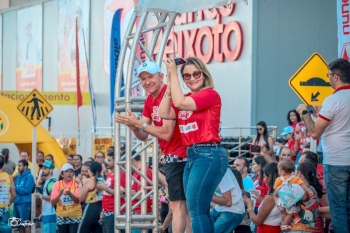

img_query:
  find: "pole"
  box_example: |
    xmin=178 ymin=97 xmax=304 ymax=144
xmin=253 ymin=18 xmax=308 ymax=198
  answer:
xmin=31 ymin=127 xmax=37 ymax=233
xmin=310 ymin=115 xmax=317 ymax=153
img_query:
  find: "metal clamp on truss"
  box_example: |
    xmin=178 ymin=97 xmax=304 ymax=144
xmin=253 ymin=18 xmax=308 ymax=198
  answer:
xmin=115 ymin=96 xmax=146 ymax=113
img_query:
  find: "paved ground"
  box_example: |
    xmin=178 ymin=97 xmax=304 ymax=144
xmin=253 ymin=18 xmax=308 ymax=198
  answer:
xmin=11 ymin=227 xmax=42 ymax=233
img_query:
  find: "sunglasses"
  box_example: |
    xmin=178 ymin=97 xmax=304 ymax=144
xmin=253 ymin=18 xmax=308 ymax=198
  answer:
xmin=182 ymin=70 xmax=202 ymax=80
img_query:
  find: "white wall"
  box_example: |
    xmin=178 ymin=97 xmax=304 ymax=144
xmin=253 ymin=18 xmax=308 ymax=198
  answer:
xmin=1 ymin=1 xmax=253 ymax=159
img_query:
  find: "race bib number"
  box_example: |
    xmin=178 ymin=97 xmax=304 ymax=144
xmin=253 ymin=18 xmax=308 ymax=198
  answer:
xmin=61 ymin=195 xmax=73 ymax=206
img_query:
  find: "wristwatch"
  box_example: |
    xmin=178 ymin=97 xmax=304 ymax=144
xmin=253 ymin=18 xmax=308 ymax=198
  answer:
xmin=302 ymin=110 xmax=309 ymax=115
xmin=141 ymin=123 xmax=147 ymax=132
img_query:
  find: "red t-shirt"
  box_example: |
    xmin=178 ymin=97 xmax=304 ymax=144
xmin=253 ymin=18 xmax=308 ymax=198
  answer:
xmin=317 ymin=164 xmax=326 ymax=194
xmin=143 ymin=85 xmax=186 ymax=158
xmin=173 ymin=89 xmax=221 ymax=147
xmin=102 ymin=171 xmax=126 ymax=213
xmin=253 ymin=176 xmax=268 ymax=208
xmin=132 ymin=167 xmax=152 ymax=214
xmin=285 ymin=139 xmax=297 ymax=161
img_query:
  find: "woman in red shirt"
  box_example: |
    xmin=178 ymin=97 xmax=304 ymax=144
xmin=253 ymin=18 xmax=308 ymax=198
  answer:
xmin=251 ymin=156 xmax=268 ymax=214
xmin=160 ymin=57 xmax=228 ymax=233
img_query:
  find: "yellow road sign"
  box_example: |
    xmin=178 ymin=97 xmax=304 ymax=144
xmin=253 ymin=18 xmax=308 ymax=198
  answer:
xmin=289 ymin=53 xmax=334 ymax=106
xmin=17 ymin=89 xmax=53 ymax=127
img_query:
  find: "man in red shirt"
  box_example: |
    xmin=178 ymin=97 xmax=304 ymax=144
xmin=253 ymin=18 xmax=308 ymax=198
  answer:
xmin=115 ymin=61 xmax=189 ymax=232
xmin=97 ymin=152 xmax=126 ymax=233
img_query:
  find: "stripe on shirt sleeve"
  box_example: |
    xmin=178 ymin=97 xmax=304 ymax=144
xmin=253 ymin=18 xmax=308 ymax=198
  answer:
xmin=319 ymin=114 xmax=331 ymax=122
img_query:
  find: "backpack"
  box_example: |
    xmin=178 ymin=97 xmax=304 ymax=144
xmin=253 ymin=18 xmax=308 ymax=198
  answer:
xmin=41 ymin=177 xmax=57 ymax=196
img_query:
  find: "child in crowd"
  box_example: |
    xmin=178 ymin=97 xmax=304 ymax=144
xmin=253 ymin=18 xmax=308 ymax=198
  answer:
xmin=273 ymin=159 xmax=314 ymax=231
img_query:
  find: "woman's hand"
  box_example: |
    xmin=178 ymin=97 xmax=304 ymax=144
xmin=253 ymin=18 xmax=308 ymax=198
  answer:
xmin=166 ymin=72 xmax=171 ymax=91
xmin=163 ymin=58 xmax=177 ymax=77
xmin=243 ymin=196 xmax=252 ymax=208
xmin=74 ymin=176 xmax=81 ymax=185
xmin=250 ymin=190 xmax=263 ymax=202
xmin=294 ymin=132 xmax=301 ymax=141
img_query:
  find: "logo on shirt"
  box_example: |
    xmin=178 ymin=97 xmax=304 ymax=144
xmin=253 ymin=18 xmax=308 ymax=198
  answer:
xmin=151 ymin=106 xmax=161 ymax=122
xmin=179 ymin=122 xmax=198 ymax=133
xmin=178 ymin=111 xmax=193 ymax=120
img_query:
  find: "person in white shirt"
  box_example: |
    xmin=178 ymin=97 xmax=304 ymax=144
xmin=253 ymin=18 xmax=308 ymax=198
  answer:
xmin=297 ymin=58 xmax=350 ymax=233
xmin=211 ymin=168 xmax=245 ymax=233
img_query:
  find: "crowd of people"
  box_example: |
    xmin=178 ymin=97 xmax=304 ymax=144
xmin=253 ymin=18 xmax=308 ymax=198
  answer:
xmin=0 ymin=57 xmax=349 ymax=233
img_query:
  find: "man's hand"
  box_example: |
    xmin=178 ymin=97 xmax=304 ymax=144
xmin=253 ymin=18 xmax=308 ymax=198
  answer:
xmin=296 ymin=104 xmax=307 ymax=115
xmin=97 ymin=182 xmax=107 ymax=191
xmin=115 ymin=109 xmax=140 ymax=131
xmin=34 ymin=193 xmax=41 ymax=198
xmin=312 ymin=105 xmax=322 ymax=117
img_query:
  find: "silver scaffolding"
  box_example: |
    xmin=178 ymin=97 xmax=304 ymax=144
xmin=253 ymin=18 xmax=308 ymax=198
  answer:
xmin=113 ymin=1 xmax=246 ymax=232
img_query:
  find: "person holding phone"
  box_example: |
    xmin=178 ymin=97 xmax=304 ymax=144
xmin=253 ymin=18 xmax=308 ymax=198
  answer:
xmin=297 ymin=58 xmax=350 ymax=233
xmin=159 ymin=57 xmax=228 ymax=233
xmin=252 ymin=121 xmax=274 ymax=156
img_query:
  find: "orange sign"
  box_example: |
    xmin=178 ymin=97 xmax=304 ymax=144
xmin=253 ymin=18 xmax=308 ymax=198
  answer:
xmin=93 ymin=138 xmax=113 ymax=156
xmin=289 ymin=53 xmax=333 ymax=106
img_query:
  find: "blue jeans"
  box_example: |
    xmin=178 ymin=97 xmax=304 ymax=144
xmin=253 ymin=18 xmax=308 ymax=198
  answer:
xmin=324 ymin=164 xmax=350 ymax=233
xmin=0 ymin=211 xmax=12 ymax=233
xmin=210 ymin=208 xmax=245 ymax=233
xmin=184 ymin=145 xmax=228 ymax=233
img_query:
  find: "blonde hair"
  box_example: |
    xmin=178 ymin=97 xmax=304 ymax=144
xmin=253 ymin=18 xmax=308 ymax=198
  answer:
xmin=180 ymin=57 xmax=215 ymax=89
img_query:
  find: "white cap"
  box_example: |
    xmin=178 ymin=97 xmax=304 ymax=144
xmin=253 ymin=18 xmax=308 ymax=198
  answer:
xmin=61 ymin=163 xmax=74 ymax=172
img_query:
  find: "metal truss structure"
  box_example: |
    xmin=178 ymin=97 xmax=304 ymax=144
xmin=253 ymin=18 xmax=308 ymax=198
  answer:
xmin=113 ymin=10 xmax=177 ymax=233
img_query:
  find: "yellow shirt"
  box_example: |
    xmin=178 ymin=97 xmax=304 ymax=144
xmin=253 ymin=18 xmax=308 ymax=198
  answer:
xmin=0 ymin=172 xmax=11 ymax=208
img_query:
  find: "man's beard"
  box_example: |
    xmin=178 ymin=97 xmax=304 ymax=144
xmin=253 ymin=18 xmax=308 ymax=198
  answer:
xmin=42 ymin=172 xmax=50 ymax=177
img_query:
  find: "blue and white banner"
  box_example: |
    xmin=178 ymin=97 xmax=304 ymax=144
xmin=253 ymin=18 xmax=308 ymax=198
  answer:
xmin=337 ymin=0 xmax=350 ymax=59
xmin=110 ymin=10 xmax=123 ymax=123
